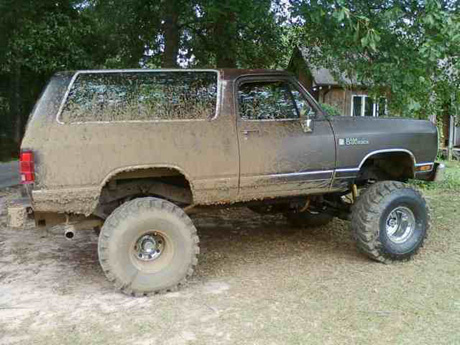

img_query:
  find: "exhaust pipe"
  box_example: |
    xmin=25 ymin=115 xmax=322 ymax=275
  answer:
xmin=64 ymin=227 xmax=75 ymax=240
xmin=62 ymin=219 xmax=103 ymax=240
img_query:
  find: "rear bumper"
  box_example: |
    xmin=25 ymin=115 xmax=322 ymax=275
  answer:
xmin=8 ymin=184 xmax=100 ymax=229
xmin=7 ymin=197 xmax=33 ymax=229
xmin=432 ymin=162 xmax=446 ymax=181
xmin=415 ymin=162 xmax=445 ymax=182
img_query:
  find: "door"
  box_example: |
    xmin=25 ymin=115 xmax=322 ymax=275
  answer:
xmin=236 ymin=77 xmax=336 ymax=199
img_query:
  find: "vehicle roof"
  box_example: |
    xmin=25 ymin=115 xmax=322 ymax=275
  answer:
xmin=62 ymin=69 xmax=292 ymax=81
xmin=219 ymin=69 xmax=292 ymax=80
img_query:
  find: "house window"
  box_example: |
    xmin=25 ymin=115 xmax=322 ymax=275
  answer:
xmin=351 ymin=95 xmax=387 ymax=117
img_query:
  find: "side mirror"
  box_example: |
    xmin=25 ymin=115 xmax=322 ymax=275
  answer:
xmin=299 ymin=108 xmax=314 ymax=133
xmin=301 ymin=118 xmax=313 ymax=133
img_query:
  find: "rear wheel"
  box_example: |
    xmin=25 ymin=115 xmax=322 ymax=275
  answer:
xmin=98 ymin=197 xmax=199 ymax=296
xmin=351 ymin=181 xmax=429 ymax=262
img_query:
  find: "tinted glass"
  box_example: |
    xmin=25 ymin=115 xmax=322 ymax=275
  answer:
xmin=238 ymin=81 xmax=298 ymax=120
xmin=61 ymin=71 xmax=218 ymax=122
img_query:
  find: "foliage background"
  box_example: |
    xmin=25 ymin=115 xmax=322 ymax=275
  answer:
xmin=0 ymin=0 xmax=459 ymax=159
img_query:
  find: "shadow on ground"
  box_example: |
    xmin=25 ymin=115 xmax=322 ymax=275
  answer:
xmin=1 ymin=188 xmax=459 ymax=345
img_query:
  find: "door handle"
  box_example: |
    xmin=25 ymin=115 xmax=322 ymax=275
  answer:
xmin=241 ymin=129 xmax=260 ymax=140
xmin=242 ymin=129 xmax=260 ymax=135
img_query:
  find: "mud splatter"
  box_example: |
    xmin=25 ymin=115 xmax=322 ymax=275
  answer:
xmin=61 ymin=71 xmax=217 ymax=123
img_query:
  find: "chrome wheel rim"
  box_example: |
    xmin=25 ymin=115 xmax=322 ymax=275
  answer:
xmin=134 ymin=232 xmax=165 ymax=261
xmin=385 ymin=206 xmax=416 ymax=244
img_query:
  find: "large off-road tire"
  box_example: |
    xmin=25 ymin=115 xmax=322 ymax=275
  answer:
xmin=351 ymin=181 xmax=430 ymax=263
xmin=285 ymin=210 xmax=334 ymax=228
xmin=98 ymin=197 xmax=199 ymax=296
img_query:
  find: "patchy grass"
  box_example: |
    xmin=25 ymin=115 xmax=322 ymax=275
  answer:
xmin=410 ymin=160 xmax=460 ymax=190
xmin=1 ymin=169 xmax=459 ymax=344
xmin=443 ymin=160 xmax=460 ymax=183
xmin=421 ymin=160 xmax=460 ymax=236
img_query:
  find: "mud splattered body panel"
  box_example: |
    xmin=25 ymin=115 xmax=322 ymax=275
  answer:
xmin=21 ymin=69 xmax=438 ymax=216
xmin=331 ymin=116 xmax=438 ymax=169
xmin=231 ymin=74 xmax=336 ymax=199
xmin=329 ymin=116 xmax=438 ymax=187
xmin=24 ymin=71 xmax=240 ymax=214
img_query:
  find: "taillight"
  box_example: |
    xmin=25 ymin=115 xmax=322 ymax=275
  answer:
xmin=20 ymin=150 xmax=35 ymax=184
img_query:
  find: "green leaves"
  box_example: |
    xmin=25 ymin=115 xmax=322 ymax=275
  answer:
xmin=0 ymin=0 xmax=111 ymax=143
xmin=291 ymin=0 xmax=460 ymax=119
xmin=361 ymin=29 xmax=381 ymax=51
xmin=0 ymin=0 xmax=104 ymax=74
xmin=333 ymin=7 xmax=350 ymax=22
xmin=1 ymin=0 xmax=459 ymax=145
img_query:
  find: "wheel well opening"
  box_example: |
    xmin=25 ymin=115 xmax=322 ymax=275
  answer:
xmin=357 ymin=152 xmax=415 ymax=183
xmin=95 ymin=168 xmax=193 ymax=218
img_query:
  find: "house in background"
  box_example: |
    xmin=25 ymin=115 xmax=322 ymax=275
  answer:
xmin=288 ymin=46 xmax=387 ymax=117
xmin=288 ymin=46 xmax=460 ymax=158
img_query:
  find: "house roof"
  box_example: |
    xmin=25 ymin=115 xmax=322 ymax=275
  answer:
xmin=296 ymin=47 xmax=360 ymax=87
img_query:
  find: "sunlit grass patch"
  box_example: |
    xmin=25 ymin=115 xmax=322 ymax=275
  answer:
xmin=410 ymin=160 xmax=460 ymax=190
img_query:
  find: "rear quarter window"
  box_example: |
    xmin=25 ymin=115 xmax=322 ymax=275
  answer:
xmin=59 ymin=71 xmax=218 ymax=123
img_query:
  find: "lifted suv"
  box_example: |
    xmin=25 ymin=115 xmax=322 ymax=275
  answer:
xmin=10 ymin=69 xmax=442 ymax=295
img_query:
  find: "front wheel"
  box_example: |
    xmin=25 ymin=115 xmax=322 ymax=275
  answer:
xmin=351 ymin=181 xmax=430 ymax=262
xmin=98 ymin=197 xmax=199 ymax=296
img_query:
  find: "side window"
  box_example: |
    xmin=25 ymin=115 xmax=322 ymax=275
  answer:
xmin=238 ymin=81 xmax=299 ymax=120
xmin=60 ymin=71 xmax=218 ymax=123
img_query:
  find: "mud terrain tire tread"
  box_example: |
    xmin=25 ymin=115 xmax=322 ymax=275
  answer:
xmin=351 ymin=181 xmax=430 ymax=263
xmin=98 ymin=197 xmax=199 ymax=296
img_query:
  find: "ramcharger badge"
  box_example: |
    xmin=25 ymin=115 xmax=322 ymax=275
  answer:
xmin=339 ymin=138 xmax=370 ymax=146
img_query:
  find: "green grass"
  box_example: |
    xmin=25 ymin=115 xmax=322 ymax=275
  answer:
xmin=410 ymin=160 xmax=460 ymax=190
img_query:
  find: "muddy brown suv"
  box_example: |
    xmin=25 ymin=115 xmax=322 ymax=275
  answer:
xmin=10 ymin=69 xmax=442 ymax=296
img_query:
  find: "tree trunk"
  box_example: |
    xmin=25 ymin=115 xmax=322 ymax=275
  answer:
xmin=12 ymin=68 xmax=22 ymax=145
xmin=162 ymin=0 xmax=180 ymax=68
xmin=215 ymin=11 xmax=237 ymax=68
xmin=216 ymin=47 xmax=237 ymax=68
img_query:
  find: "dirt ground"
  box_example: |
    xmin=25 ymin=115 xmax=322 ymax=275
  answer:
xmin=1 ymin=185 xmax=459 ymax=345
